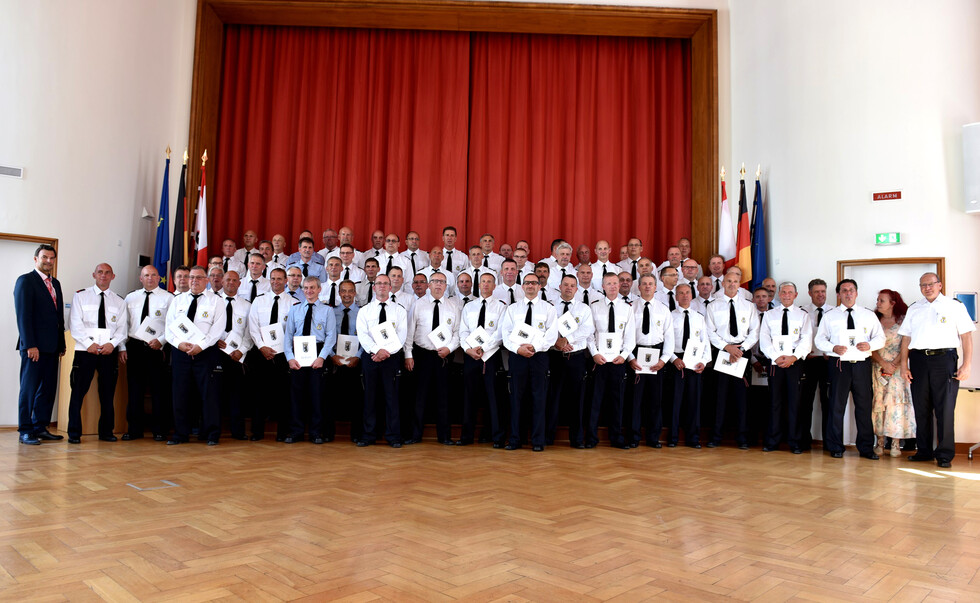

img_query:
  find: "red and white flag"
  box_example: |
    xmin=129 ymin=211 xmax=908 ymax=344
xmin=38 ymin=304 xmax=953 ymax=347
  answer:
xmin=194 ymin=162 xmax=208 ymax=266
xmin=718 ymin=175 xmax=736 ymax=267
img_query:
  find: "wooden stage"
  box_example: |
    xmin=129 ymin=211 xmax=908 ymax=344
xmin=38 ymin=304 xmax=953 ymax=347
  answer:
xmin=2 ymin=431 xmax=979 ymax=601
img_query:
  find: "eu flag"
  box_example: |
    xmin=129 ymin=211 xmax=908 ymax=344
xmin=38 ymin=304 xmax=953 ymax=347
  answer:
xmin=153 ymin=157 xmax=170 ymax=288
xmin=750 ymin=177 xmax=768 ymax=291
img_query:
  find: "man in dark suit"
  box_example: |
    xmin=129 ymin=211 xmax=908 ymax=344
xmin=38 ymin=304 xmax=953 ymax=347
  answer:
xmin=14 ymin=244 xmax=66 ymax=445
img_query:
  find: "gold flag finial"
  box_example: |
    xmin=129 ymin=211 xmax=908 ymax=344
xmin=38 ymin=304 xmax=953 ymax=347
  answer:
xmin=720 ymin=166 xmax=726 ymax=181
xmin=201 ymin=149 xmax=208 ymax=166
xmin=166 ymin=146 xmax=171 ymax=160
xmin=183 ymin=148 xmax=188 ymax=165
xmin=756 ymin=164 xmax=761 ymax=179
xmin=740 ymin=163 xmax=746 ymax=179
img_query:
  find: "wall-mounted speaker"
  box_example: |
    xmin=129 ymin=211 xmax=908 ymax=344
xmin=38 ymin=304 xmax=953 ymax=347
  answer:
xmin=965 ymin=122 xmax=980 ymax=214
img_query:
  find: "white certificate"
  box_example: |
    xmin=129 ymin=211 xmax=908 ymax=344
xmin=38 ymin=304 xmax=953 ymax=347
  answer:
xmin=336 ymin=334 xmax=360 ymax=359
xmin=222 ymin=332 xmax=245 ymax=362
xmin=635 ymin=346 xmax=661 ymax=374
xmin=714 ymin=350 xmax=749 ymax=377
xmin=839 ymin=329 xmax=869 ymax=361
xmin=427 ymin=323 xmax=453 ymax=349
xmin=293 ymin=335 xmax=318 ymax=367
xmin=465 ymin=327 xmax=499 ymax=361
xmin=556 ymin=311 xmax=578 ymax=337
xmin=509 ymin=323 xmax=537 ymax=349
xmin=261 ymin=323 xmax=285 ymax=355
xmin=597 ymin=333 xmax=623 ymax=362
xmin=682 ymin=339 xmax=707 ymax=368
xmin=772 ymin=335 xmax=795 ymax=357
xmin=134 ymin=317 xmax=164 ymax=344
xmin=169 ymin=316 xmax=205 ymax=347
xmin=370 ymin=320 xmax=403 ymax=353
xmin=88 ymin=328 xmax=111 ymax=346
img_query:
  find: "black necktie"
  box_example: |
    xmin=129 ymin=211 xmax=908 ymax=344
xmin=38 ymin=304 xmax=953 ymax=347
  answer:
xmin=329 ymin=282 xmax=336 ymax=306
xmin=270 ymin=295 xmax=279 ymax=324
xmin=509 ymin=288 xmax=516 ymax=305
xmin=642 ymin=301 xmax=650 ymax=335
xmin=603 ymin=264 xmax=609 ymax=276
xmin=781 ymin=308 xmax=789 ymax=336
xmin=541 ymin=289 xmax=548 ymax=302
xmin=273 ymin=254 xmax=279 ymax=264
xmin=341 ymin=308 xmax=350 ymax=335
xmin=98 ymin=292 xmax=107 ymax=329
xmin=187 ymin=293 xmax=200 ymax=322
xmin=302 ymin=263 xmax=309 ymax=277
xmin=225 ymin=297 xmax=234 ymax=331
xmin=344 ymin=267 xmax=350 ymax=280
xmin=432 ymin=299 xmax=440 ymax=329
xmin=478 ymin=300 xmax=487 ymax=328
xmin=446 ymin=251 xmax=453 ymax=272
xmin=223 ymin=258 xmax=229 ymax=272
xmin=367 ymin=283 xmax=374 ymax=303
xmin=141 ymin=290 xmax=151 ymax=322
xmin=631 ymin=260 xmax=637 ymax=280
xmin=474 ymin=268 xmax=480 ymax=282
xmin=250 ymin=280 xmax=259 ymax=302
xmin=668 ymin=291 xmax=675 ymax=311
xmin=378 ymin=302 xmax=387 ymax=323
xmin=562 ymin=301 xmax=570 ymax=315
xmin=410 ymin=252 xmax=417 ymax=274
xmin=583 ymin=289 xmax=589 ymax=304
xmin=262 ymin=267 xmax=267 ymax=278
xmin=817 ymin=307 xmax=824 ymax=327
xmin=714 ymin=278 xmax=721 ymax=292
xmin=682 ymin=310 xmax=691 ymax=349
xmin=608 ymin=302 xmax=616 ymax=333
xmin=524 ymin=301 xmax=534 ymax=326
xmin=386 ymin=256 xmax=393 ymax=273
xmin=729 ymin=300 xmax=738 ymax=337
xmin=846 ymin=308 xmax=855 ymax=330
xmin=561 ymin=268 xmax=567 ymax=280
xmin=484 ymin=255 xmax=490 ymax=268
xmin=375 ymin=249 xmax=380 ymax=257
xmin=302 ymin=303 xmax=313 ymax=336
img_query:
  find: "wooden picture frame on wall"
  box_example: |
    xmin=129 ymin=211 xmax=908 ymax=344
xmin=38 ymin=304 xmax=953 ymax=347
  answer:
xmin=0 ymin=232 xmax=60 ymax=277
xmin=186 ymin=0 xmax=719 ymax=263
xmin=837 ymin=257 xmax=945 ymax=309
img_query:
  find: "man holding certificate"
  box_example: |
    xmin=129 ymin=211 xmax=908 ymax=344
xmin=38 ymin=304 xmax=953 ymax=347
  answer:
xmin=545 ymin=274 xmax=594 ymax=448
xmin=587 ymin=273 xmax=637 ymax=449
xmin=165 ymin=266 xmax=227 ymax=445
xmin=501 ymin=273 xmax=558 ymax=451
xmin=330 ymin=280 xmax=363 ymax=442
xmin=283 ymin=276 xmax=337 ymax=444
xmin=668 ymin=283 xmax=710 ymax=448
xmin=67 ymin=263 xmax=128 ymax=443
xmin=629 ymin=274 xmax=674 ymax=448
xmin=705 ymin=272 xmax=760 ymax=449
xmin=214 ymin=271 xmax=254 ymax=442
xmin=459 ymin=273 xmax=508 ymax=447
xmin=355 ymin=274 xmax=408 ymax=447
xmin=247 ymin=267 xmax=297 ymax=441
xmin=814 ymin=279 xmax=885 ymax=459
xmin=404 ymin=272 xmax=461 ymax=445
xmin=119 ymin=265 xmax=173 ymax=441
xmin=759 ymin=282 xmax=812 ymax=454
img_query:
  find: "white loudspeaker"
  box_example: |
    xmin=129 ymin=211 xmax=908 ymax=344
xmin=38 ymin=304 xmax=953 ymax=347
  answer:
xmin=964 ymin=122 xmax=980 ymax=214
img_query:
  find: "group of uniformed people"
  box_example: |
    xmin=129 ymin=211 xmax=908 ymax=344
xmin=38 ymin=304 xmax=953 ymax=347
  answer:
xmin=47 ymin=226 xmax=973 ymax=465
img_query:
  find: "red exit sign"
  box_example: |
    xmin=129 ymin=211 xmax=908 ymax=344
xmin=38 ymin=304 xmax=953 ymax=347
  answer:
xmin=872 ymin=190 xmax=902 ymax=201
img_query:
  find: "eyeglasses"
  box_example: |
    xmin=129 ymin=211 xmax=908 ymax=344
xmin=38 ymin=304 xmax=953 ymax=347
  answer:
xmin=919 ymin=282 xmax=940 ymax=289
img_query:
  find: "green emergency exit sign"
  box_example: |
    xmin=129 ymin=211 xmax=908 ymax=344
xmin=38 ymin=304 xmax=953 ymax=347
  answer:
xmin=875 ymin=232 xmax=901 ymax=245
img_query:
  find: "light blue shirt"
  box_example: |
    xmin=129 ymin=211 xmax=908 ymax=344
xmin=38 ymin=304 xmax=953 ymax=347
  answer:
xmin=283 ymin=299 xmax=337 ymax=361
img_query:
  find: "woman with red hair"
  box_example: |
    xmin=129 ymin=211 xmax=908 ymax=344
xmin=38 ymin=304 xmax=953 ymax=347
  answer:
xmin=871 ymin=289 xmax=916 ymax=456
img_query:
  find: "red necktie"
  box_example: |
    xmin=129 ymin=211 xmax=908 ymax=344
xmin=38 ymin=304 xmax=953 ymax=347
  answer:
xmin=44 ymin=277 xmax=57 ymax=306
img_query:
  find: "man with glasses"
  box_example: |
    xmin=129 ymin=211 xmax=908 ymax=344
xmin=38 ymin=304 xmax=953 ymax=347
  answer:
xmin=899 ymin=273 xmax=975 ymax=468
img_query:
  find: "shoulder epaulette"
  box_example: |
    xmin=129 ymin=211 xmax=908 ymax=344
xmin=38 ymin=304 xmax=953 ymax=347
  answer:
xmin=76 ymin=288 xmax=85 ymax=293
xmin=799 ymin=306 xmax=808 ymax=312
xmin=590 ymin=299 xmax=602 ymax=305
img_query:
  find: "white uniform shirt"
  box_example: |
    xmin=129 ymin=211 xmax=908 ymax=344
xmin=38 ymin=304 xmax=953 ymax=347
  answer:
xmin=232 ymin=247 xmax=257 ymax=265
xmin=462 ymin=265 xmax=498 ymax=289
xmin=405 ymin=294 xmax=461 ymax=357
xmin=400 ymin=249 xmax=430 ymax=275
xmin=552 ymin=297 xmax=595 ymax=353
xmin=501 ymin=297 xmax=559 ymax=354
xmin=814 ymin=304 xmax=885 ymax=358
xmin=459 ymin=294 xmax=508 ymax=356
xmin=713 ymin=286 xmax=752 ymax=301
xmin=480 ymin=251 xmax=505 ymax=273
xmin=377 ymin=251 xmax=412 ymax=277
xmin=247 ymin=291 xmax=297 ymax=350
xmin=705 ymin=293 xmax=761 ymax=351
xmin=653 ymin=287 xmax=679 ymax=312
xmin=631 ymin=297 xmax=674 ymax=363
xmin=587 ymin=296 xmax=637 ymax=358
xmin=165 ymin=289 xmax=227 ymax=350
xmin=692 ymin=295 xmax=713 ymax=316
xmin=547 ymin=263 xmax=576 ymax=290
xmin=590 ymin=260 xmax=619 ymax=290
xmin=669 ymin=306 xmax=711 ymax=365
xmin=618 ymin=257 xmax=642 ymax=280
xmin=120 ymin=287 xmax=173 ymax=349
xmin=339 ymin=262 xmax=366 ymax=284
xmin=356 ymin=298 xmax=408 ymax=355
xmin=493 ymin=282 xmax=522 ymax=306
xmin=221 ymin=256 xmax=247 ymax=277
xmin=69 ymin=285 xmax=128 ymax=350
xmin=217 ymin=292 xmax=254 ymax=358
xmin=242 ymin=276 xmax=271 ymax=302
xmin=759 ymin=304 xmax=813 ymax=361
xmin=417 ymin=266 xmax=455 ymax=297
xmin=899 ymin=293 xmax=976 ymax=349
xmin=319 ymin=277 xmax=346 ymax=306
xmin=575 ymin=285 xmax=601 ymax=306
xmin=439 ymin=248 xmax=468 ymax=276
xmin=536 ymin=286 xmax=561 ymax=305
xmin=804 ymin=303 xmax=833 ymax=357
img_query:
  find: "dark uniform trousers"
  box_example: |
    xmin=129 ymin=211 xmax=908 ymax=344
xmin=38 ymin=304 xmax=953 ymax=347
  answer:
xmin=909 ymin=349 xmax=959 ymax=463
xmin=124 ymin=338 xmax=171 ymax=438
xmin=589 ymin=362 xmax=627 ymax=446
xmin=213 ymin=353 xmax=247 ymax=439
xmin=713 ymin=367 xmax=749 ymax=446
xmin=245 ymin=348 xmax=290 ymax=440
xmin=631 ymin=344 xmax=664 ymax=446
xmin=766 ymin=363 xmax=802 ymax=450
xmin=332 ymin=363 xmax=364 ymax=442
xmin=411 ymin=346 xmax=451 ymax=442
xmin=361 ymin=350 xmax=402 ymax=445
xmin=825 ymin=358 xmax=874 ymax=455
xmin=670 ymin=364 xmax=702 ymax=445
xmin=799 ymin=355 xmax=830 ymax=450
xmin=288 ymin=342 xmax=326 ymax=440
xmin=172 ymin=347 xmax=218 ymax=442
xmin=509 ymin=352 xmax=549 ymax=447
xmin=68 ymin=350 xmax=119 ymax=439
xmin=19 ymin=350 xmax=60 ymax=436
xmin=545 ymin=349 xmax=589 ymax=446
xmin=462 ymin=353 xmax=503 ymax=444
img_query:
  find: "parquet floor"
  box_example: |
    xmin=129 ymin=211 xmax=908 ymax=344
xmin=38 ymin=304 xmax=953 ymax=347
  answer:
xmin=2 ymin=430 xmax=980 ymax=601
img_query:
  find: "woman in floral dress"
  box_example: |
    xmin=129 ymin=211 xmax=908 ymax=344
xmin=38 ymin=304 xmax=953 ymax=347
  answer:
xmin=871 ymin=289 xmax=916 ymax=456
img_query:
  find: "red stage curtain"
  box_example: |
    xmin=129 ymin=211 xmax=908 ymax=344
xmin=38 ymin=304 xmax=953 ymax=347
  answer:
xmin=213 ymin=26 xmax=471 ymax=251
xmin=467 ymin=33 xmax=691 ymax=261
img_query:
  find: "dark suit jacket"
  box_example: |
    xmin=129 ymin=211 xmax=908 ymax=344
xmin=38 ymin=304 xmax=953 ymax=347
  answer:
xmin=14 ymin=270 xmax=66 ymax=354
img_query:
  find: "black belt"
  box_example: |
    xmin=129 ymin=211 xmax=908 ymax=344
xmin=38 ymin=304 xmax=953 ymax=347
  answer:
xmin=915 ymin=348 xmax=955 ymax=356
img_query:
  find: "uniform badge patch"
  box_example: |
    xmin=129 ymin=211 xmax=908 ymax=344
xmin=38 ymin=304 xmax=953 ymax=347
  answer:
xmin=488 ymin=320 xmax=495 ymax=327
xmin=155 ymin=310 xmax=162 ymax=317
xmin=202 ymin=311 xmax=209 ymax=318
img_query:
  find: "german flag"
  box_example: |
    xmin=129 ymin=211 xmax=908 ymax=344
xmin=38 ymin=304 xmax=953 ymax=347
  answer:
xmin=735 ymin=175 xmax=752 ymax=288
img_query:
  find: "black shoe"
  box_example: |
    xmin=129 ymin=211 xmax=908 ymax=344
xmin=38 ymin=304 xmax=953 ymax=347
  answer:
xmin=504 ymin=443 xmax=520 ymax=450
xmin=356 ymin=440 xmax=371 ymax=447
xmin=584 ymin=442 xmax=596 ymax=449
xmin=166 ymin=439 xmax=181 ymax=446
xmin=68 ymin=437 xmax=81 ymax=444
xmin=323 ymin=436 xmax=334 ymax=443
xmin=831 ymin=451 xmax=843 ymax=458
xmin=860 ymin=452 xmax=879 ymax=460
xmin=687 ymin=443 xmax=702 ymax=449
xmin=456 ymin=440 xmax=472 ymax=446
xmin=629 ymin=441 xmax=640 ymax=448
xmin=667 ymin=443 xmax=677 ymax=448
xmin=249 ymin=435 xmax=263 ymax=441
xmin=231 ymin=434 xmax=248 ymax=441
xmin=99 ymin=435 xmax=118 ymax=442
xmin=493 ymin=442 xmax=504 ymax=449
xmin=37 ymin=430 xmax=64 ymax=441
xmin=153 ymin=434 xmax=167 ymax=442
xmin=738 ymin=444 xmax=749 ymax=450
xmin=390 ymin=442 xmax=402 ymax=448
xmin=572 ymin=443 xmax=585 ymax=449
xmin=705 ymin=442 xmax=718 ymax=448
xmin=937 ymin=460 xmax=951 ymax=468
xmin=207 ymin=440 xmax=219 ymax=446
xmin=791 ymin=448 xmax=803 ymax=454
xmin=313 ymin=437 xmax=324 ymax=445
xmin=403 ymin=438 xmax=418 ymax=445
xmin=647 ymin=442 xmax=662 ymax=449
xmin=762 ymin=446 xmax=775 ymax=452
xmin=532 ymin=445 xmax=544 ymax=452
xmin=441 ymin=439 xmax=455 ymax=446
xmin=121 ymin=433 xmax=143 ymax=441
xmin=284 ymin=437 xmax=298 ymax=444
xmin=908 ymin=454 xmax=934 ymax=462
xmin=20 ymin=433 xmax=41 ymax=445
xmin=612 ymin=442 xmax=630 ymax=450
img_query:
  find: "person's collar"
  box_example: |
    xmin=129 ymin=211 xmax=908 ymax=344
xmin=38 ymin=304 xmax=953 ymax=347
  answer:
xmin=35 ymin=268 xmax=51 ymax=280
